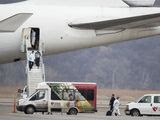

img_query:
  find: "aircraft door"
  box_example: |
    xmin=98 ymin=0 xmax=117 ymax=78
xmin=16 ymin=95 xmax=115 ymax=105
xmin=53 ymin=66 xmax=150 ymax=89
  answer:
xmin=30 ymin=28 xmax=40 ymax=50
xmin=21 ymin=27 xmax=40 ymax=52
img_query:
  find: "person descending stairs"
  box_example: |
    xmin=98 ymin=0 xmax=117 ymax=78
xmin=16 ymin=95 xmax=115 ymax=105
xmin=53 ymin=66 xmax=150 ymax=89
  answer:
xmin=21 ymin=27 xmax=45 ymax=96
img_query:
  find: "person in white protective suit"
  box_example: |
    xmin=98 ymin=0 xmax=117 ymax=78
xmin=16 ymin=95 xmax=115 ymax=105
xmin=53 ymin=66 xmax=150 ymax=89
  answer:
xmin=112 ymin=97 xmax=121 ymax=116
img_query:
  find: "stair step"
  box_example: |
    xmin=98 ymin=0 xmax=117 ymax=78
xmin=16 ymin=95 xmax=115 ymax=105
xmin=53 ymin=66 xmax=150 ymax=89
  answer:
xmin=28 ymin=75 xmax=43 ymax=77
xmin=28 ymin=70 xmax=42 ymax=73
xmin=28 ymin=74 xmax=43 ymax=77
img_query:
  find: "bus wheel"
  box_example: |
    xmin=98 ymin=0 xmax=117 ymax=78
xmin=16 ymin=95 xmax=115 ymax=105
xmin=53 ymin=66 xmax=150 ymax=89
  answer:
xmin=68 ymin=108 xmax=78 ymax=115
xmin=24 ymin=106 xmax=35 ymax=114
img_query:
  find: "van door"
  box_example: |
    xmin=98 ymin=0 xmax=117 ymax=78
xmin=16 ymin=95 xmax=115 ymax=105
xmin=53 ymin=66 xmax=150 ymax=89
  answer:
xmin=50 ymin=89 xmax=62 ymax=112
xmin=29 ymin=89 xmax=47 ymax=112
xmin=152 ymin=95 xmax=160 ymax=115
xmin=138 ymin=95 xmax=153 ymax=115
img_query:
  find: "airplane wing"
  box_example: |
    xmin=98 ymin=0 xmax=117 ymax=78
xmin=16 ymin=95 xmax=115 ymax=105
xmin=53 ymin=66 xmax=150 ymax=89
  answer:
xmin=0 ymin=13 xmax=33 ymax=32
xmin=68 ymin=13 xmax=160 ymax=30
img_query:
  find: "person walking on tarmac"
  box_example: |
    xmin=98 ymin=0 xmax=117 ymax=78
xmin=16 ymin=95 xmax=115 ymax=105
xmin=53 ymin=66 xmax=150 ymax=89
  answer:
xmin=109 ymin=94 xmax=115 ymax=113
xmin=113 ymin=97 xmax=121 ymax=116
xmin=28 ymin=51 xmax=35 ymax=70
xmin=35 ymin=50 xmax=41 ymax=68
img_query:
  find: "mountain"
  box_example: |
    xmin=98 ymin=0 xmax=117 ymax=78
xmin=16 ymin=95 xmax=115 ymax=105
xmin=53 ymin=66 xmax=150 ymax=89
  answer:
xmin=1 ymin=36 xmax=160 ymax=90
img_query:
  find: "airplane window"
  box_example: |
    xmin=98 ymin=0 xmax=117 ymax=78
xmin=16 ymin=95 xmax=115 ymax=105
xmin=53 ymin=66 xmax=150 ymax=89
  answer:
xmin=139 ymin=96 xmax=151 ymax=103
xmin=154 ymin=96 xmax=160 ymax=103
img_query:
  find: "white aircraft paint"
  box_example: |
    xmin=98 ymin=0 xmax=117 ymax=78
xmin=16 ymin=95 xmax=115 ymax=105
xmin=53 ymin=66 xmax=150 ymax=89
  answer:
xmin=0 ymin=0 xmax=160 ymax=63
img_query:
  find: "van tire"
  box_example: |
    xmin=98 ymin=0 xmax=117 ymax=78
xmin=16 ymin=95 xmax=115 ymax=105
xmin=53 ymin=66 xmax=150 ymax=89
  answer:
xmin=24 ymin=106 xmax=35 ymax=114
xmin=68 ymin=108 xmax=78 ymax=115
xmin=131 ymin=109 xmax=140 ymax=116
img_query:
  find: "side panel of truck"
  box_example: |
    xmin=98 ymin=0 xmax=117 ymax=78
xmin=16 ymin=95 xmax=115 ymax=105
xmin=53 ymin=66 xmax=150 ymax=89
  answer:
xmin=47 ymin=82 xmax=97 ymax=112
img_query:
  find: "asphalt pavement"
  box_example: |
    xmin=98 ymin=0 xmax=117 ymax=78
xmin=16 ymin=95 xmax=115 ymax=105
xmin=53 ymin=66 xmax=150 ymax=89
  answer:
xmin=0 ymin=104 xmax=160 ymax=120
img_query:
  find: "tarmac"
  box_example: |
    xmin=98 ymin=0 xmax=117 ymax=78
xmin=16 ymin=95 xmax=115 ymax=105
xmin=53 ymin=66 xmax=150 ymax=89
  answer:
xmin=0 ymin=104 xmax=160 ymax=120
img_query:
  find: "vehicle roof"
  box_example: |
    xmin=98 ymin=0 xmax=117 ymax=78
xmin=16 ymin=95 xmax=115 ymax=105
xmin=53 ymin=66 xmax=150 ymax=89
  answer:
xmin=143 ymin=94 xmax=160 ymax=96
xmin=44 ymin=82 xmax=96 ymax=85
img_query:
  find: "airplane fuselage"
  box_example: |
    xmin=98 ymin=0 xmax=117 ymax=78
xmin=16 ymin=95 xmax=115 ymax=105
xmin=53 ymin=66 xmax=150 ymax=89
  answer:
xmin=0 ymin=0 xmax=160 ymax=63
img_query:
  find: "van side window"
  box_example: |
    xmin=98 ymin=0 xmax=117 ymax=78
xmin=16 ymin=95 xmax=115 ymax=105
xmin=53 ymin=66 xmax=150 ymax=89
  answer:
xmin=62 ymin=89 xmax=75 ymax=101
xmin=51 ymin=90 xmax=61 ymax=100
xmin=30 ymin=90 xmax=45 ymax=101
xmin=78 ymin=89 xmax=94 ymax=101
xmin=139 ymin=96 xmax=151 ymax=103
xmin=154 ymin=96 xmax=160 ymax=103
xmin=86 ymin=90 xmax=94 ymax=101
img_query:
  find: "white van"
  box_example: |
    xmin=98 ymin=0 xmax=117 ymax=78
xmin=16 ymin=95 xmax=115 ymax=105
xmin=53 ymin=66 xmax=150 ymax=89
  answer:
xmin=125 ymin=94 xmax=160 ymax=116
xmin=16 ymin=82 xmax=97 ymax=115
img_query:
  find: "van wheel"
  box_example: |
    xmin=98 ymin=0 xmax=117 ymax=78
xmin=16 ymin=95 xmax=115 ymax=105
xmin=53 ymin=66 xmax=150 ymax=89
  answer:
xmin=131 ymin=109 xmax=140 ymax=116
xmin=24 ymin=106 xmax=35 ymax=114
xmin=68 ymin=108 xmax=78 ymax=115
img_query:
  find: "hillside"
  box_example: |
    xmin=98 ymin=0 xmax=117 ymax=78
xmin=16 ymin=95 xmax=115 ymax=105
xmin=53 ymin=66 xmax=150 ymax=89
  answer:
xmin=1 ymin=36 xmax=160 ymax=90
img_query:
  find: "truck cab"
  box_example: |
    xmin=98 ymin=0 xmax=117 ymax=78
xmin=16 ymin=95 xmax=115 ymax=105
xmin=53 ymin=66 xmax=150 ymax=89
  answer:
xmin=17 ymin=88 xmax=49 ymax=114
xmin=125 ymin=94 xmax=160 ymax=116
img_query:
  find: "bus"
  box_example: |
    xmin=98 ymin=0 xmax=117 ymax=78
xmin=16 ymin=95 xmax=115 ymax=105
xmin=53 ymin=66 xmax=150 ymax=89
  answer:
xmin=17 ymin=82 xmax=97 ymax=115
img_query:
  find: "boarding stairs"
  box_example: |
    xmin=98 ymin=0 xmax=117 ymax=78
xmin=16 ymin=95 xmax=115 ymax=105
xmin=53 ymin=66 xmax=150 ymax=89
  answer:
xmin=21 ymin=27 xmax=45 ymax=96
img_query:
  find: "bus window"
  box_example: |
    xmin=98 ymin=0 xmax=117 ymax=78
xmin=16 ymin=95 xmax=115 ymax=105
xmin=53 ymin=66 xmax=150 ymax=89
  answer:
xmin=86 ymin=90 xmax=94 ymax=101
xmin=51 ymin=90 xmax=61 ymax=100
xmin=78 ymin=89 xmax=86 ymax=99
xmin=78 ymin=89 xmax=94 ymax=101
xmin=62 ymin=89 xmax=75 ymax=101
xmin=75 ymin=90 xmax=85 ymax=101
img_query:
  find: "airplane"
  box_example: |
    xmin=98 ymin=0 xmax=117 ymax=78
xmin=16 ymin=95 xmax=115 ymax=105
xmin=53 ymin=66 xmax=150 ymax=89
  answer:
xmin=0 ymin=0 xmax=160 ymax=64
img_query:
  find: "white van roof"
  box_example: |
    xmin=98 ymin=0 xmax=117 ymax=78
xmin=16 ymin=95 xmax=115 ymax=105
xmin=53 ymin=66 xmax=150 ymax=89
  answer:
xmin=143 ymin=94 xmax=160 ymax=96
xmin=41 ymin=82 xmax=96 ymax=85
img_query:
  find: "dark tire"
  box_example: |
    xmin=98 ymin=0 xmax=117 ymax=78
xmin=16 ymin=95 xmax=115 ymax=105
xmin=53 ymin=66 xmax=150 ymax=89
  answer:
xmin=24 ymin=106 xmax=35 ymax=114
xmin=68 ymin=108 xmax=78 ymax=115
xmin=131 ymin=109 xmax=140 ymax=117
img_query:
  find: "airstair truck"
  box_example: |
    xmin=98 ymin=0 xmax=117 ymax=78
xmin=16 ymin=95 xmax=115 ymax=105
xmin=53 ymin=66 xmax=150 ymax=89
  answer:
xmin=17 ymin=82 xmax=97 ymax=115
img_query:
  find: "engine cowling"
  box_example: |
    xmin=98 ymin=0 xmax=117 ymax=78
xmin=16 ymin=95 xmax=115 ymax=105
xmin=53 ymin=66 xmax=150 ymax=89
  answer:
xmin=122 ymin=0 xmax=156 ymax=7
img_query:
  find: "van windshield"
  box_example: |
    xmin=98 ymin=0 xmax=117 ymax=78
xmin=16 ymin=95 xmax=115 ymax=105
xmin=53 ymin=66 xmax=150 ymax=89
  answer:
xmin=28 ymin=90 xmax=38 ymax=98
xmin=138 ymin=96 xmax=151 ymax=103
